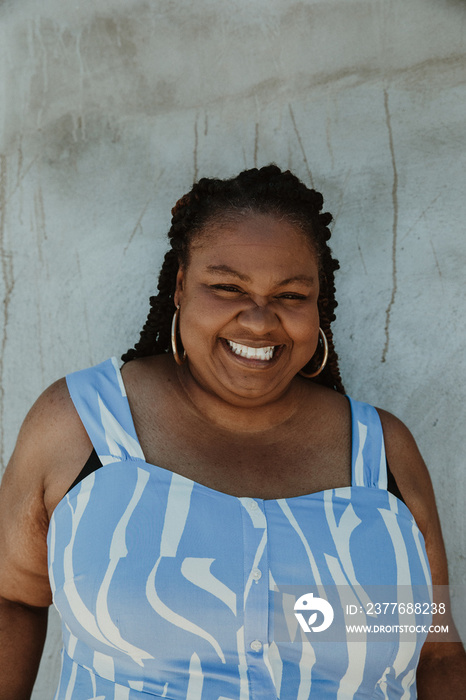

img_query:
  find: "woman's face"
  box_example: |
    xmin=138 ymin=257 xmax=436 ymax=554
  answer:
xmin=174 ymin=213 xmax=321 ymax=408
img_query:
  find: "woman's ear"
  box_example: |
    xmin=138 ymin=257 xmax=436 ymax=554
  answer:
xmin=174 ymin=266 xmax=184 ymax=307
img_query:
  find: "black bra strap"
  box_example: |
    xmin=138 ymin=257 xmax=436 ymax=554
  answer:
xmin=67 ymin=448 xmax=103 ymax=494
xmin=386 ymin=462 xmax=405 ymax=504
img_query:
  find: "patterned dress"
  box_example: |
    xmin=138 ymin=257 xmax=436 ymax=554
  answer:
xmin=48 ymin=358 xmax=432 ymax=699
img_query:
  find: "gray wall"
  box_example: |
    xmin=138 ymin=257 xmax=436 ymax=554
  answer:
xmin=0 ymin=0 xmax=465 ymax=696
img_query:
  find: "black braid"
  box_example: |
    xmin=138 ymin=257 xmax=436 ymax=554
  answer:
xmin=122 ymin=164 xmax=345 ymax=394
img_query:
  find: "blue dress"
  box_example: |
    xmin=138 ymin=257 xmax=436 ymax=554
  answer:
xmin=48 ymin=358 xmax=432 ymax=699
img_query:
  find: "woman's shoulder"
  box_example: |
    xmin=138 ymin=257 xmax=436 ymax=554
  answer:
xmin=374 ymin=407 xmax=443 ymax=547
xmin=14 ymin=377 xmax=90 ymax=469
xmin=300 ymin=386 xmax=437 ymax=530
xmin=0 ymin=377 xmax=92 ymax=606
xmin=375 ymin=408 xmax=429 ymax=498
xmin=5 ymin=375 xmax=95 ymax=520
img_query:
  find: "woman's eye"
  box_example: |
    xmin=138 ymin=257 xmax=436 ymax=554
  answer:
xmin=211 ymin=284 xmax=242 ymax=293
xmin=278 ymin=293 xmax=307 ymax=300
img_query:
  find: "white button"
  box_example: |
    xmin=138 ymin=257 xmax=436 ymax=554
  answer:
xmin=249 ymin=500 xmax=259 ymax=510
xmin=252 ymin=568 xmax=262 ymax=581
xmin=250 ymin=640 xmax=263 ymax=652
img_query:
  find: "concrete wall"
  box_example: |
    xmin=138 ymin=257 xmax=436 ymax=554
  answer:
xmin=0 ymin=0 xmax=465 ymax=695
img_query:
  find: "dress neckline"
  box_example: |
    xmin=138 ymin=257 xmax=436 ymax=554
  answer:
xmin=56 ymin=358 xmax=414 ymax=519
xmin=112 ymin=359 xmax=363 ymax=503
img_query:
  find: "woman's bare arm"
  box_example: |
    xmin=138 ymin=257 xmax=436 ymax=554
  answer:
xmin=0 ymin=419 xmax=52 ymax=697
xmin=0 ymin=379 xmax=91 ymax=699
xmin=378 ymin=409 xmax=466 ymax=697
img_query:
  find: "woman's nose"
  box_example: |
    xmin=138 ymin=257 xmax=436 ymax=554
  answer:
xmin=237 ymin=301 xmax=280 ymax=335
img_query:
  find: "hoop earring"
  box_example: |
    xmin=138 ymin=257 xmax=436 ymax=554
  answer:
xmin=171 ymin=305 xmax=187 ymax=366
xmin=299 ymin=328 xmax=329 ymax=378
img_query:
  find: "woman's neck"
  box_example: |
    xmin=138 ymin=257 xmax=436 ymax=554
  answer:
xmin=174 ymin=361 xmax=311 ymax=435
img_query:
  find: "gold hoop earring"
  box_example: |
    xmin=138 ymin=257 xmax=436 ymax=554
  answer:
xmin=299 ymin=328 xmax=329 ymax=378
xmin=171 ymin=305 xmax=187 ymax=366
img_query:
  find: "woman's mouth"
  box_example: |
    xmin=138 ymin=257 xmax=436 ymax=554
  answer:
xmin=224 ymin=339 xmax=278 ymax=361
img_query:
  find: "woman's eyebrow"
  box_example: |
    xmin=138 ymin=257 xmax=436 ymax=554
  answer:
xmin=206 ymin=265 xmax=315 ymax=287
xmin=276 ymin=275 xmax=315 ymax=287
xmin=206 ymin=264 xmax=250 ymax=281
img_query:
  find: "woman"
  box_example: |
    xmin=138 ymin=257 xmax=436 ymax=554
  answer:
xmin=0 ymin=165 xmax=464 ymax=699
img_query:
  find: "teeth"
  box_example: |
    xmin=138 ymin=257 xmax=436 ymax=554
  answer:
xmin=227 ymin=340 xmax=275 ymax=361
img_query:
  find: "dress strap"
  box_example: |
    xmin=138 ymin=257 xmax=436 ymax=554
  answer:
xmin=347 ymin=396 xmax=388 ymax=489
xmin=66 ymin=357 xmax=145 ymax=465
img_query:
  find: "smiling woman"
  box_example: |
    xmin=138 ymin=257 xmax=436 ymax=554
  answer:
xmin=123 ymin=166 xmax=344 ymax=397
xmin=0 ymin=165 xmax=464 ymax=699
xmin=172 ymin=214 xmax=322 ymax=407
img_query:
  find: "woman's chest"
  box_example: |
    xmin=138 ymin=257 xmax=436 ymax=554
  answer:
xmin=128 ymin=401 xmax=352 ymax=499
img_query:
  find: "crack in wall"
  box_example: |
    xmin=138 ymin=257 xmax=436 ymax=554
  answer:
xmin=326 ymin=112 xmax=334 ymax=170
xmin=75 ymin=28 xmax=87 ymax=141
xmin=34 ymin=184 xmax=47 ymax=264
xmin=357 ymin=240 xmax=368 ymax=275
xmin=6 ymin=155 xmax=39 ymax=206
xmin=75 ymin=250 xmax=93 ymax=367
xmin=288 ymin=104 xmax=314 ymax=188
xmin=0 ymin=155 xmax=14 ymax=473
xmin=429 ymin=237 xmax=443 ymax=290
xmin=399 ymin=194 xmax=440 ymax=244
xmin=123 ymin=198 xmax=151 ymax=254
xmin=124 ymin=167 xmax=165 ymax=255
xmin=254 ymin=122 xmax=259 ymax=167
xmin=193 ymin=114 xmax=199 ymax=183
xmin=382 ymin=89 xmax=398 ymax=363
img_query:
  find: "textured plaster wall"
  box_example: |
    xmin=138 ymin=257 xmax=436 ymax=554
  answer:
xmin=0 ymin=0 xmax=465 ymax=696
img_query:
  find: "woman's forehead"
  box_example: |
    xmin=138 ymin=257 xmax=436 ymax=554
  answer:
xmin=189 ymin=212 xmax=318 ymax=258
xmin=185 ymin=213 xmax=319 ymax=280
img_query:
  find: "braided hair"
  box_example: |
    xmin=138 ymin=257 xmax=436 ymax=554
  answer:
xmin=122 ymin=164 xmax=345 ymax=394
